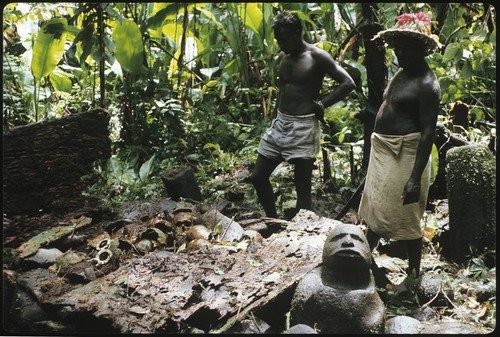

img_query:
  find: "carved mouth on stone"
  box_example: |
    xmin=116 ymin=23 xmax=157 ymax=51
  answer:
xmin=334 ymin=249 xmax=362 ymax=259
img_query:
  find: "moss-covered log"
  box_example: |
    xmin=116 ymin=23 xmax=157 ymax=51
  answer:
xmin=441 ymin=144 xmax=496 ymax=262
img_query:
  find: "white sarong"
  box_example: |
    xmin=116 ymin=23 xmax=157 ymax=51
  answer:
xmin=358 ymin=132 xmax=430 ymax=240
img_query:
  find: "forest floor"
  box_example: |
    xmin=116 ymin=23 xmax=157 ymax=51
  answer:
xmin=2 ymin=165 xmax=496 ymax=334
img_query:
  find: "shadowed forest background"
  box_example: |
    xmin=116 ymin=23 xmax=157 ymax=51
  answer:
xmin=3 ymin=3 xmax=495 ymax=207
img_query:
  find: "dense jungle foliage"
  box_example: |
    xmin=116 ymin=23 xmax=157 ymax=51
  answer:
xmin=2 ymin=2 xmax=496 ymax=214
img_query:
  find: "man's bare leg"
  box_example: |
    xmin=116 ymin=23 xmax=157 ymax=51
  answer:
xmin=366 ymin=227 xmax=380 ymax=250
xmin=366 ymin=228 xmax=390 ymax=288
xmin=250 ymin=154 xmax=281 ymax=218
xmin=405 ymin=237 xmax=423 ymax=278
xmin=293 ymin=158 xmax=314 ymax=214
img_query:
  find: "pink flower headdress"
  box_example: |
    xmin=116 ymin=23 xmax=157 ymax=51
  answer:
xmin=373 ymin=12 xmax=441 ymax=55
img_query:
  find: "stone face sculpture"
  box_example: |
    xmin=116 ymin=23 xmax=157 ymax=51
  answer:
xmin=290 ymin=223 xmax=385 ymax=334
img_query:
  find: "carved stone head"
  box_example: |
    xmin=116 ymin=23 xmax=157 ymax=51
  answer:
xmin=322 ymin=224 xmax=372 ymax=275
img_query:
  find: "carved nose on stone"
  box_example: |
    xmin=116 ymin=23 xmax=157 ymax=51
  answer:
xmin=341 ymin=240 xmax=355 ymax=247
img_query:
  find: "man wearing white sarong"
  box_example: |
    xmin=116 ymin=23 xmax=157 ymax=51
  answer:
xmin=358 ymin=12 xmax=441 ymax=285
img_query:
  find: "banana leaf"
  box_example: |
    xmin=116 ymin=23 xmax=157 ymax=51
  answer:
xmin=31 ymin=18 xmax=68 ymax=81
xmin=112 ymin=19 xmax=144 ymax=74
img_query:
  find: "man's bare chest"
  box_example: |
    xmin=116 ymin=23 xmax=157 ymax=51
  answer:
xmin=279 ymin=54 xmax=319 ymax=84
xmin=385 ymin=74 xmax=422 ymax=105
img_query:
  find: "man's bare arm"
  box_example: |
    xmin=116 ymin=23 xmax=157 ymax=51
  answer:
xmin=402 ymin=78 xmax=440 ymax=205
xmin=315 ymin=49 xmax=356 ymax=108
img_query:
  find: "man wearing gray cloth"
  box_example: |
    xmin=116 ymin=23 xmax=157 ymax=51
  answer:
xmin=358 ymin=12 xmax=441 ymax=285
xmin=251 ymin=11 xmax=355 ymax=219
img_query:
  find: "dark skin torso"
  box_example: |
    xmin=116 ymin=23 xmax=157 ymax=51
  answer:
xmin=277 ymin=49 xmax=323 ymax=115
xmin=374 ymin=40 xmax=441 ymax=205
xmin=375 ymin=66 xmax=440 ymax=135
xmin=274 ymin=27 xmax=355 ymax=116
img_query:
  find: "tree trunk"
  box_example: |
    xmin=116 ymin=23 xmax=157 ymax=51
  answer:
xmin=3 ymin=108 xmax=111 ymax=215
xmin=358 ymin=4 xmax=386 ymax=170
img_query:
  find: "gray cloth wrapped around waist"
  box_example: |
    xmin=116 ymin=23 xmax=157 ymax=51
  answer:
xmin=257 ymin=111 xmax=320 ymax=161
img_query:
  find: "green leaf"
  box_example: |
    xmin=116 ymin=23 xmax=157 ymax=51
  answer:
xmin=112 ymin=20 xmax=144 ymax=74
xmin=237 ymin=3 xmax=262 ymax=36
xmin=108 ymin=157 xmax=122 ymax=175
xmin=442 ymin=42 xmax=461 ymax=63
xmin=213 ymin=222 xmax=223 ymax=235
xmin=202 ymin=79 xmax=219 ymax=93
xmin=49 ymin=70 xmax=72 ymax=93
xmin=203 ymin=143 xmax=221 ymax=154
xmin=224 ymin=58 xmax=240 ymax=76
xmin=199 ymin=9 xmax=225 ymax=31
xmin=139 ymin=155 xmax=156 ymax=182
xmin=461 ymin=60 xmax=472 ymax=80
xmin=430 ymin=143 xmax=439 ymax=185
xmin=147 ymin=3 xmax=181 ymax=30
xmin=31 ymin=18 xmax=68 ymax=81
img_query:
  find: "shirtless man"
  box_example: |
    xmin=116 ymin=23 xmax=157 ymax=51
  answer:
xmin=251 ymin=11 xmax=355 ymax=219
xmin=358 ymin=12 xmax=441 ymax=283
